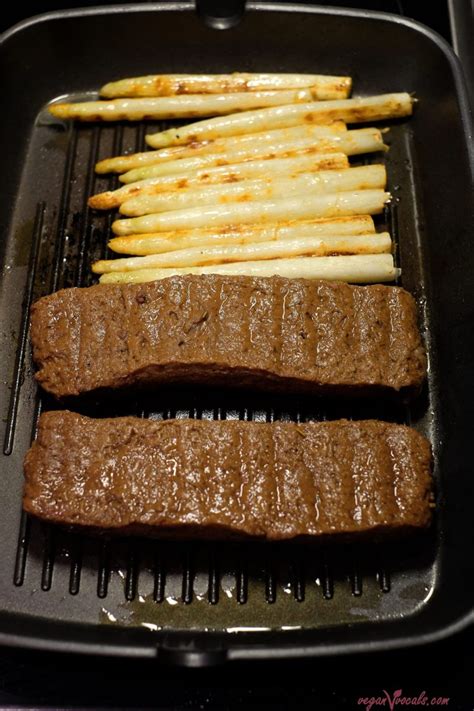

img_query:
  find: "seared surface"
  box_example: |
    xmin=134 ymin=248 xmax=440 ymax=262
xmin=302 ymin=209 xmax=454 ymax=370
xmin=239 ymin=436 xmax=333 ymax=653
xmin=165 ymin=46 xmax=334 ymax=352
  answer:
xmin=30 ymin=275 xmax=426 ymax=399
xmin=24 ymin=412 xmax=433 ymax=540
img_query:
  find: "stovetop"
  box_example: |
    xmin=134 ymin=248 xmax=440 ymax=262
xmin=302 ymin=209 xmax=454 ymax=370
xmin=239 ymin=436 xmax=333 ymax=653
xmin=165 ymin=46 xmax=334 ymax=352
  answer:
xmin=0 ymin=1 xmax=472 ymax=709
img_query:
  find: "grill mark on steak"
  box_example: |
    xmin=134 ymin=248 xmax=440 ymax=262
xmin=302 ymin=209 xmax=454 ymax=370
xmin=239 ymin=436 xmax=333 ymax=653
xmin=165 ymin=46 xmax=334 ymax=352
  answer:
xmin=30 ymin=275 xmax=426 ymax=399
xmin=23 ymin=411 xmax=433 ymax=540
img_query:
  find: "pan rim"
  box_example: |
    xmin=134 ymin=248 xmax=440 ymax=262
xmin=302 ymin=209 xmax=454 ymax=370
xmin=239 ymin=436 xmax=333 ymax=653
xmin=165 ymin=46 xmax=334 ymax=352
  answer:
xmin=0 ymin=606 xmax=472 ymax=662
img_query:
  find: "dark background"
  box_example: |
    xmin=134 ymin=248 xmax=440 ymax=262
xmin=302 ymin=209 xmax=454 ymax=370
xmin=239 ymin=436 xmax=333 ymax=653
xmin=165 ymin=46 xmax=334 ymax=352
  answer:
xmin=0 ymin=1 xmax=472 ymax=708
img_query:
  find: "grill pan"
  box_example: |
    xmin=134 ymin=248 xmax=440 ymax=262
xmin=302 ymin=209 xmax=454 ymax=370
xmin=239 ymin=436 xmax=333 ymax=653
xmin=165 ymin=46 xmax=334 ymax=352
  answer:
xmin=0 ymin=2 xmax=473 ymax=665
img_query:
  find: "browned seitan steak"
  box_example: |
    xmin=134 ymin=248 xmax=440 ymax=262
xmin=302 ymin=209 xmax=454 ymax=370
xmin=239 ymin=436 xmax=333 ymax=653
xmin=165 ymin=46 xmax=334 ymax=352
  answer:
xmin=23 ymin=411 xmax=433 ymax=540
xmin=30 ymin=275 xmax=426 ymax=399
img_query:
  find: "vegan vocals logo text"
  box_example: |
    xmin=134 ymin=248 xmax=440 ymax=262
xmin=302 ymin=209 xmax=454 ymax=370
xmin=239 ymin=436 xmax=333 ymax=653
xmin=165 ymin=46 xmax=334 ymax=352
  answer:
xmin=357 ymin=690 xmax=449 ymax=711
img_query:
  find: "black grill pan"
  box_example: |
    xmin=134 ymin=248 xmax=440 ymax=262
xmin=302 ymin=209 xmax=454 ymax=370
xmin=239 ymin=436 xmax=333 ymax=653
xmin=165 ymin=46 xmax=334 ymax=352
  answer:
xmin=0 ymin=3 xmax=473 ymax=665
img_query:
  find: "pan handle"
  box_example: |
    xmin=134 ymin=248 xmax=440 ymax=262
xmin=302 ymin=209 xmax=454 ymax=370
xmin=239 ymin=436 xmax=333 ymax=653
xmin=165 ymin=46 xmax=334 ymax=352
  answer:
xmin=157 ymin=646 xmax=228 ymax=666
xmin=195 ymin=0 xmax=246 ymax=29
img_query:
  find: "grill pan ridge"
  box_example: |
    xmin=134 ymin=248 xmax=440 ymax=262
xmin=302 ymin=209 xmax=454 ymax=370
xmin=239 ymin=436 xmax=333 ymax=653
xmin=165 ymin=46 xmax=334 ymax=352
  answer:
xmin=0 ymin=3 xmax=473 ymax=664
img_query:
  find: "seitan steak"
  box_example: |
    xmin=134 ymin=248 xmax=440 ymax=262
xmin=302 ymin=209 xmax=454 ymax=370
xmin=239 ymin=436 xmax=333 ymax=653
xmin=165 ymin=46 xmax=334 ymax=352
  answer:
xmin=30 ymin=275 xmax=426 ymax=399
xmin=23 ymin=411 xmax=433 ymax=540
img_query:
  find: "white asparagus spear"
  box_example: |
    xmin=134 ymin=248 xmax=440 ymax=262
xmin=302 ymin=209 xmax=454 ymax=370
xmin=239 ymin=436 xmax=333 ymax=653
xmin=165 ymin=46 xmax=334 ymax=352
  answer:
xmin=112 ymin=190 xmax=390 ymax=235
xmin=48 ymin=88 xmax=327 ymax=122
xmin=100 ymin=73 xmax=352 ymax=99
xmin=120 ymin=165 xmax=386 ymax=216
xmin=89 ymin=153 xmax=349 ymax=210
xmin=93 ymin=232 xmax=391 ymax=273
xmin=119 ymin=128 xmax=385 ymax=183
xmin=146 ymin=93 xmax=413 ymax=147
xmin=99 ymin=254 xmax=400 ymax=284
xmin=96 ymin=121 xmax=347 ymax=174
xmin=108 ymin=216 xmax=376 ymax=255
